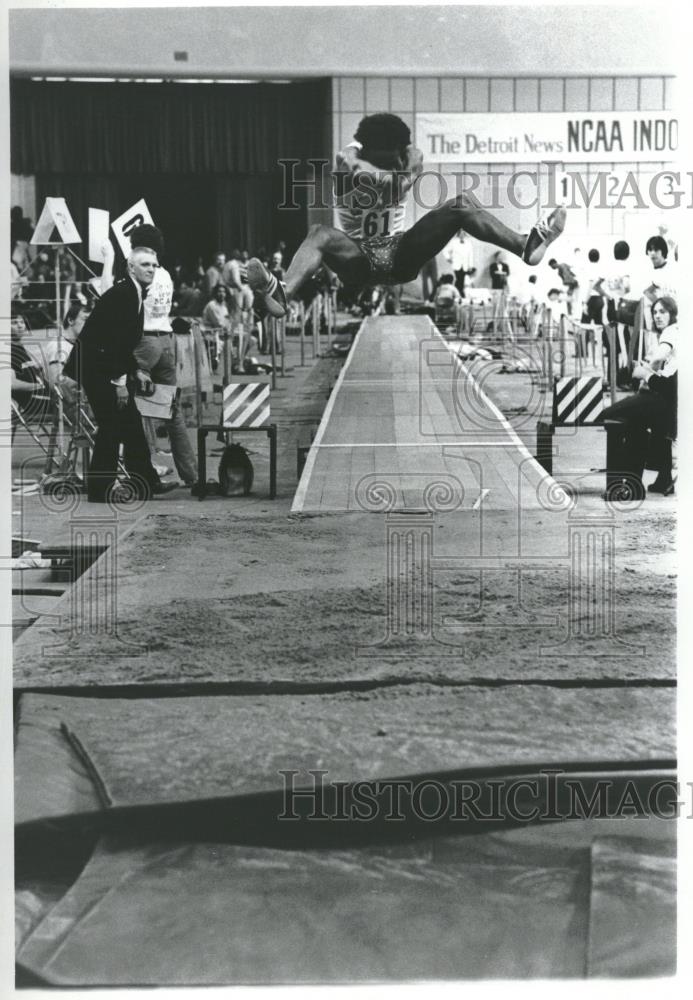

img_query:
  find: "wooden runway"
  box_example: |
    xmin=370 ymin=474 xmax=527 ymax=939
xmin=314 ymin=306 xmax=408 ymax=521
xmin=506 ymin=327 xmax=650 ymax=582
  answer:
xmin=292 ymin=315 xmax=563 ymax=514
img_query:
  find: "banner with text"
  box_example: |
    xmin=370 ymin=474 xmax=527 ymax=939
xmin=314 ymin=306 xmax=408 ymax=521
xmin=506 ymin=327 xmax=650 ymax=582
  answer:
xmin=416 ymin=112 xmax=678 ymax=164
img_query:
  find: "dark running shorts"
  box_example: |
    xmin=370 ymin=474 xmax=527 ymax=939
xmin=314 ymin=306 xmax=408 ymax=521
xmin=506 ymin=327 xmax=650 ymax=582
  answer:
xmin=356 ymin=234 xmax=418 ymax=285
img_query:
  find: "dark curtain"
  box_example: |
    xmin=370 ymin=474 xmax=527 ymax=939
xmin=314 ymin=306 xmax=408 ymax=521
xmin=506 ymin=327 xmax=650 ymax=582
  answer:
xmin=17 ymin=80 xmax=331 ymax=266
xmin=20 ymin=79 xmax=331 ymax=266
xmin=12 ymin=80 xmax=329 ymax=174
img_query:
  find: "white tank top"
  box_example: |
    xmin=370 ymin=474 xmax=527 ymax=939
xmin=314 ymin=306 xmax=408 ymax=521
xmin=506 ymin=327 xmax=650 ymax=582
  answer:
xmin=335 ymin=143 xmax=409 ymax=242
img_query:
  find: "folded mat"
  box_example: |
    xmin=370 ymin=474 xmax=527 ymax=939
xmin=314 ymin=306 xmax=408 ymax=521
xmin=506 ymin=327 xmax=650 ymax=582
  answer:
xmin=587 ymin=835 xmax=676 ymax=977
xmin=17 ymin=820 xmax=675 ymax=985
xmin=15 ymin=686 xmax=675 ymax=829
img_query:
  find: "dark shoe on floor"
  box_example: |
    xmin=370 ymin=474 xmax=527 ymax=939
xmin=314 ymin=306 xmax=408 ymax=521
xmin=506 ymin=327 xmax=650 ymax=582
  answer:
xmin=151 ymin=481 xmax=181 ymax=496
xmin=648 ymin=477 xmax=675 ymax=496
xmin=602 ymin=479 xmax=646 ymax=502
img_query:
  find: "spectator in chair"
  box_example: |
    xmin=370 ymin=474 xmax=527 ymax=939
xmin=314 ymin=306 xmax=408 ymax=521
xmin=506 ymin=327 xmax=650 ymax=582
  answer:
xmin=433 ymin=273 xmax=462 ymax=325
xmin=600 ymin=296 xmax=677 ymax=499
xmin=10 ymin=315 xmax=49 ymax=432
xmin=174 ymin=277 xmax=204 ymax=317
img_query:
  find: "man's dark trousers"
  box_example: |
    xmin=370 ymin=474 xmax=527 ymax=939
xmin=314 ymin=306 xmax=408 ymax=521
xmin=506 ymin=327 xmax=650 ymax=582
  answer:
xmin=82 ymin=376 xmax=161 ymax=501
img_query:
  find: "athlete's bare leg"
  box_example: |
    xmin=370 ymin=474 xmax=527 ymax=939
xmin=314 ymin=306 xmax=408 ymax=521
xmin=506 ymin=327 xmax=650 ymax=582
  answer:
xmin=285 ymin=224 xmax=370 ymax=297
xmin=248 ymin=225 xmax=370 ymax=317
xmin=394 ymin=192 xmax=565 ymax=278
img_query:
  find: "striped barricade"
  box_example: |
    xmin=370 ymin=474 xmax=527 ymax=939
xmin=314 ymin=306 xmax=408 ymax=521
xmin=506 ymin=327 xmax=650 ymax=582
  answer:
xmin=197 ymin=374 xmax=276 ymax=499
xmin=221 ymin=375 xmax=271 ymax=429
xmin=552 ymin=375 xmax=604 ymax=427
xmin=536 ymin=375 xmax=605 ymax=476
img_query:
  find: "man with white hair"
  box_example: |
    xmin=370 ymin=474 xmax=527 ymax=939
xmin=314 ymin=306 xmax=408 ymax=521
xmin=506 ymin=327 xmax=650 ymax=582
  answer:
xmin=64 ymin=244 xmax=178 ymax=502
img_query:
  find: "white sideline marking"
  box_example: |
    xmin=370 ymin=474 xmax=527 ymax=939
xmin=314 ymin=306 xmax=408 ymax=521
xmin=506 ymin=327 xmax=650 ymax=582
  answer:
xmin=312 ymin=442 xmax=523 ymax=449
xmin=431 ymin=320 xmax=568 ymax=504
xmin=292 ymin=315 xmax=567 ymax=514
xmin=291 ymin=315 xmax=369 ymax=514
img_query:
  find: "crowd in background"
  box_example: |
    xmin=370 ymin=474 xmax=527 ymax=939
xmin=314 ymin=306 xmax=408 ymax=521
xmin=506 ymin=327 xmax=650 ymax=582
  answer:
xmin=9 ymin=201 xmax=680 ymax=502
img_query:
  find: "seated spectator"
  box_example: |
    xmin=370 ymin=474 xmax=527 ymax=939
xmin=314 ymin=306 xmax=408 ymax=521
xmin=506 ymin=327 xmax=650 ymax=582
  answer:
xmin=174 ymin=277 xmax=204 ymax=317
xmin=10 ymin=315 xmax=50 ymax=432
xmin=42 ymin=303 xmax=92 ymax=426
xmin=434 ymin=273 xmax=462 ymax=322
xmin=600 ymin=295 xmax=677 ymax=499
xmin=11 ymin=258 xmax=28 ymax=301
xmin=628 ymin=235 xmax=678 ymax=364
xmin=202 ymin=284 xmax=235 ymax=371
xmin=202 ymin=283 xmax=234 ymax=332
xmin=41 ymin=302 xmax=91 ymax=382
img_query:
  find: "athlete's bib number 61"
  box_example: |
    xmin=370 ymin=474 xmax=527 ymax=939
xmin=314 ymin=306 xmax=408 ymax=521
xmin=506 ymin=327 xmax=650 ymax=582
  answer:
xmin=362 ymin=210 xmax=391 ymax=239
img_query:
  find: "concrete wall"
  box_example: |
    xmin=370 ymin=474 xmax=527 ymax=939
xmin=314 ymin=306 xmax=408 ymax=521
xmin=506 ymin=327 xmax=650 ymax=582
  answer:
xmin=10 ymin=5 xmax=674 ymax=78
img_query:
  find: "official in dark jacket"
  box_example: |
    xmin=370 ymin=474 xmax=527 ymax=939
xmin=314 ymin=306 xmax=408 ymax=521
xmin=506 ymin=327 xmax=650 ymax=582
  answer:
xmin=65 ymin=246 xmax=172 ymax=501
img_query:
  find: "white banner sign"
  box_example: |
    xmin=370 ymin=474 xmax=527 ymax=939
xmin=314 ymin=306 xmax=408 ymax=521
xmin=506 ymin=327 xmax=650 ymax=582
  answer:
xmin=31 ymin=197 xmax=81 ymax=245
xmin=88 ymin=208 xmax=111 ymax=262
xmin=416 ymin=112 xmax=679 ymax=164
xmin=111 ymin=198 xmax=154 ymax=257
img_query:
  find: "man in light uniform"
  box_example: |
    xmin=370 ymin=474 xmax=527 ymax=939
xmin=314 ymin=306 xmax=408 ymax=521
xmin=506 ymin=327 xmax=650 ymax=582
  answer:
xmin=248 ymin=113 xmax=566 ymax=317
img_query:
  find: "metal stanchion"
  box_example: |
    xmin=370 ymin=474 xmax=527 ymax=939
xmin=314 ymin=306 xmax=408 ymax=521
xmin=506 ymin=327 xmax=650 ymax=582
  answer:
xmin=279 ymin=317 xmax=286 ymax=377
xmin=312 ymin=296 xmax=320 ymax=358
xmin=326 ymin=290 xmax=335 ymax=352
xmin=269 ymin=318 xmax=277 ymax=390
xmin=608 ymin=326 xmax=617 ymax=406
xmin=222 ymin=329 xmax=231 ymax=388
xmin=192 ymin=322 xmax=204 ymax=427
xmin=299 ymin=301 xmax=306 ymax=366
xmin=546 ymin=309 xmax=554 ymax=388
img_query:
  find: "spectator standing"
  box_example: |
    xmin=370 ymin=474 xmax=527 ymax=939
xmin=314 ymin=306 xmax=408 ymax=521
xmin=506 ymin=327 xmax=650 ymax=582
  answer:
xmin=604 ymin=240 xmax=633 ymax=381
xmin=128 ymin=225 xmax=198 ymax=487
xmin=63 ymin=246 xmax=175 ymax=502
xmin=224 ymin=249 xmax=254 ymax=312
xmin=443 ymin=230 xmax=473 ymax=297
xmin=545 ymin=287 xmax=567 ymax=332
xmin=643 ymin=235 xmax=677 ymax=304
xmin=489 ymin=251 xmax=510 ymax=291
xmin=204 ymin=251 xmax=227 ymax=299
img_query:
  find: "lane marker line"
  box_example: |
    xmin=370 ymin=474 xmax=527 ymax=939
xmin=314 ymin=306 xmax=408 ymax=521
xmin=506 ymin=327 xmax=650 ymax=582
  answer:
xmin=432 ymin=321 xmax=568 ymax=503
xmin=291 ymin=315 xmax=369 ymax=514
xmin=311 ymin=441 xmax=526 ymax=449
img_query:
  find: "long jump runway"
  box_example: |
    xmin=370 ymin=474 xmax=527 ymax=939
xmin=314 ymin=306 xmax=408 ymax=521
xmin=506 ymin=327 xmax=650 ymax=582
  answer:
xmin=292 ymin=315 xmax=559 ymax=514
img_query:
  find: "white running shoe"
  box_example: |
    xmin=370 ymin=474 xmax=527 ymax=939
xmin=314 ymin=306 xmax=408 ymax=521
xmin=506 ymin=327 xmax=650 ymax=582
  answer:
xmin=522 ymin=206 xmax=567 ymax=266
xmin=246 ymin=259 xmax=288 ymax=318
